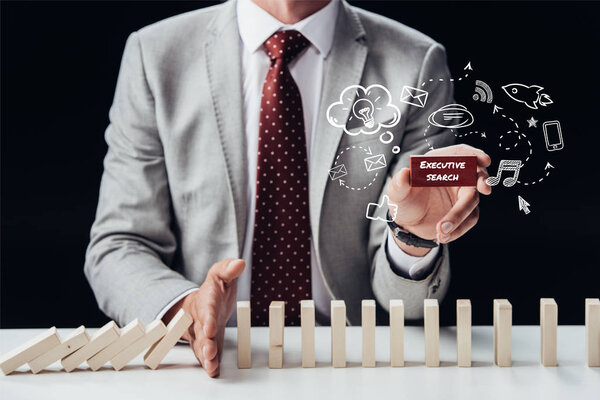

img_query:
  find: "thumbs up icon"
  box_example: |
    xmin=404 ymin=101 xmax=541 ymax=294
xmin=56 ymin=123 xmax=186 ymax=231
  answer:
xmin=365 ymin=195 xmax=398 ymax=222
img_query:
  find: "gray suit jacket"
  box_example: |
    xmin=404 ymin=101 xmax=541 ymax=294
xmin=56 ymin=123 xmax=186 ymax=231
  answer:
xmin=85 ymin=0 xmax=455 ymax=326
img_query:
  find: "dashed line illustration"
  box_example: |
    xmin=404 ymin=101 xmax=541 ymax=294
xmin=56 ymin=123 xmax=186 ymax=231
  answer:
xmin=332 ymin=145 xmax=380 ymax=191
xmin=517 ymin=162 xmax=554 ymax=186
xmin=420 ymin=61 xmax=471 ymax=87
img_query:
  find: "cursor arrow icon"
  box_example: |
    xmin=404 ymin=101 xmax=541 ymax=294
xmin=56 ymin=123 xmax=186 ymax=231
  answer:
xmin=518 ymin=195 xmax=531 ymax=215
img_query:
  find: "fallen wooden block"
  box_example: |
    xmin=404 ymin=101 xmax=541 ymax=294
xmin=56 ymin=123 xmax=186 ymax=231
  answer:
xmin=586 ymin=298 xmax=600 ymax=367
xmin=87 ymin=319 xmax=144 ymax=371
xmin=268 ymin=301 xmax=285 ymax=369
xmin=237 ymin=301 xmax=251 ymax=369
xmin=457 ymin=299 xmax=472 ymax=367
xmin=144 ymin=309 xmax=193 ymax=370
xmin=362 ymin=299 xmax=376 ymax=367
xmin=494 ymin=299 xmax=512 ymax=367
xmin=424 ymin=299 xmax=440 ymax=367
xmin=540 ymin=298 xmax=558 ymax=367
xmin=331 ymin=300 xmax=346 ymax=368
xmin=61 ymin=321 xmax=120 ymax=372
xmin=111 ymin=320 xmax=167 ymax=371
xmin=28 ymin=326 xmax=89 ymax=374
xmin=300 ymin=300 xmax=315 ymax=368
xmin=389 ymin=299 xmax=404 ymax=367
xmin=0 ymin=327 xmax=60 ymax=375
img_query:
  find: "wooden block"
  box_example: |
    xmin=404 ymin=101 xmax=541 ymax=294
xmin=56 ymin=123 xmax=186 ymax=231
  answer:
xmin=110 ymin=320 xmax=167 ymax=371
xmin=237 ymin=301 xmax=251 ymax=369
xmin=88 ymin=319 xmax=145 ymax=371
xmin=268 ymin=301 xmax=285 ymax=369
xmin=61 ymin=321 xmax=119 ymax=372
xmin=28 ymin=326 xmax=89 ymax=374
xmin=300 ymin=300 xmax=315 ymax=368
xmin=331 ymin=300 xmax=346 ymax=368
xmin=540 ymin=298 xmax=558 ymax=367
xmin=144 ymin=309 xmax=193 ymax=370
xmin=362 ymin=299 xmax=376 ymax=367
xmin=389 ymin=299 xmax=404 ymax=367
xmin=424 ymin=299 xmax=440 ymax=367
xmin=494 ymin=299 xmax=512 ymax=367
xmin=0 ymin=327 xmax=60 ymax=375
xmin=456 ymin=299 xmax=472 ymax=367
xmin=586 ymin=298 xmax=600 ymax=367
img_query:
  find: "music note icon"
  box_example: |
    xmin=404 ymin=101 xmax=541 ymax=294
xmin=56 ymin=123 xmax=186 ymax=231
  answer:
xmin=486 ymin=160 xmax=522 ymax=187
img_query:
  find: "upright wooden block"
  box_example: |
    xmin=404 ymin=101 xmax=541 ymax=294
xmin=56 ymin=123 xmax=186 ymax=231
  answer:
xmin=331 ymin=300 xmax=346 ymax=368
xmin=300 ymin=300 xmax=315 ymax=368
xmin=362 ymin=300 xmax=376 ymax=367
xmin=586 ymin=298 xmax=600 ymax=367
xmin=424 ymin=299 xmax=440 ymax=367
xmin=494 ymin=299 xmax=512 ymax=367
xmin=389 ymin=299 xmax=404 ymax=367
xmin=268 ymin=301 xmax=285 ymax=369
xmin=540 ymin=298 xmax=558 ymax=367
xmin=28 ymin=326 xmax=89 ymax=374
xmin=0 ymin=327 xmax=60 ymax=375
xmin=144 ymin=309 xmax=193 ymax=370
xmin=456 ymin=299 xmax=472 ymax=367
xmin=88 ymin=319 xmax=145 ymax=371
xmin=110 ymin=320 xmax=167 ymax=371
xmin=61 ymin=321 xmax=119 ymax=372
xmin=237 ymin=301 xmax=251 ymax=369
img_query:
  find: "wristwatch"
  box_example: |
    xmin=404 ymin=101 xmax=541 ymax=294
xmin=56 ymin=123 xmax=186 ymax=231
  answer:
xmin=386 ymin=210 xmax=439 ymax=249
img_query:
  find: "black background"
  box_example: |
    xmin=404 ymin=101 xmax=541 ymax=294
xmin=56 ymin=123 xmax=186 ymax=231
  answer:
xmin=1 ymin=1 xmax=599 ymax=328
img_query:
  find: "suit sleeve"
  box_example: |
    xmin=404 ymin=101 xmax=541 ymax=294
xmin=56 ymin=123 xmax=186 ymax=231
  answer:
xmin=370 ymin=43 xmax=455 ymax=320
xmin=84 ymin=32 xmax=198 ymax=326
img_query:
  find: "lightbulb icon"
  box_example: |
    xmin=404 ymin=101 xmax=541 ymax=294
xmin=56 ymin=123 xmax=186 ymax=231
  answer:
xmin=352 ymin=98 xmax=375 ymax=129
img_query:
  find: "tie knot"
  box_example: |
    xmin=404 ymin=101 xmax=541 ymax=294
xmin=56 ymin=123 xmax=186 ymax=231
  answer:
xmin=263 ymin=30 xmax=310 ymax=63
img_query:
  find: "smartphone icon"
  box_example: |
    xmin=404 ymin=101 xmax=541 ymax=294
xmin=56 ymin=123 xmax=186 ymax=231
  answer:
xmin=543 ymin=120 xmax=564 ymax=151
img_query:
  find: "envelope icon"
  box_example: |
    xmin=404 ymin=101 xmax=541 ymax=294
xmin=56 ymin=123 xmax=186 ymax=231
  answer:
xmin=329 ymin=164 xmax=348 ymax=180
xmin=400 ymin=86 xmax=429 ymax=108
xmin=364 ymin=154 xmax=387 ymax=172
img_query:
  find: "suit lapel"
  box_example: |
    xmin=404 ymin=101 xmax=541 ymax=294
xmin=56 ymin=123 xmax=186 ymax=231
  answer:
xmin=204 ymin=1 xmax=248 ymax=255
xmin=309 ymin=2 xmax=368 ymax=250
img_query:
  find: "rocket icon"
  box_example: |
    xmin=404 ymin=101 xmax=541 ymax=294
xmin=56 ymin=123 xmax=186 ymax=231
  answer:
xmin=502 ymin=83 xmax=553 ymax=110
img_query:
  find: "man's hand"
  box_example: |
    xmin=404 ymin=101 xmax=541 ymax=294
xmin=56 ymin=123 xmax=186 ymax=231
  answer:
xmin=386 ymin=144 xmax=492 ymax=256
xmin=162 ymin=258 xmax=245 ymax=378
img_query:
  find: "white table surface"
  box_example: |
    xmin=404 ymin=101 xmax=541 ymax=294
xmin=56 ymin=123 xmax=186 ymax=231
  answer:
xmin=1 ymin=326 xmax=599 ymax=400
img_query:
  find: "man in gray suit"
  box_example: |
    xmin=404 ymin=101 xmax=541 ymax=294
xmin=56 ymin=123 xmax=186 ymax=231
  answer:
xmin=85 ymin=0 xmax=491 ymax=376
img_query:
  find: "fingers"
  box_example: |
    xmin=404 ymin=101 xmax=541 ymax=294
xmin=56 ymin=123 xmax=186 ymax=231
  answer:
xmin=477 ymin=167 xmax=492 ymax=195
xmin=436 ymin=187 xmax=480 ymax=243
xmin=210 ymin=258 xmax=246 ymax=284
xmin=191 ymin=321 xmax=220 ymax=378
xmin=438 ymin=207 xmax=479 ymax=243
xmin=387 ymin=168 xmax=412 ymax=204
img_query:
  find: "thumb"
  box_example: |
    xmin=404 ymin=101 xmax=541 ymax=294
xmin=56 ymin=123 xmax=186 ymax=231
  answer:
xmin=387 ymin=168 xmax=412 ymax=204
xmin=211 ymin=258 xmax=246 ymax=284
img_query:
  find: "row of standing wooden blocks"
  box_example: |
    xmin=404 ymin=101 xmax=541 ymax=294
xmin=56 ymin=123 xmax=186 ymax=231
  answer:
xmin=237 ymin=298 xmax=600 ymax=369
xmin=0 ymin=309 xmax=193 ymax=376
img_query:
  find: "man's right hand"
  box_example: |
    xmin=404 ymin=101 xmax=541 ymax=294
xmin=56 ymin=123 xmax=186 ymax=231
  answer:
xmin=162 ymin=258 xmax=245 ymax=378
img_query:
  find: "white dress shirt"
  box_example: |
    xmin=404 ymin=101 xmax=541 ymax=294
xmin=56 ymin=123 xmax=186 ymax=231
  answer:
xmin=157 ymin=0 xmax=439 ymax=323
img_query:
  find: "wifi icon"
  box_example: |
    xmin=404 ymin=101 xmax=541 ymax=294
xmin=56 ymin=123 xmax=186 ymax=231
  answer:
xmin=473 ymin=80 xmax=493 ymax=103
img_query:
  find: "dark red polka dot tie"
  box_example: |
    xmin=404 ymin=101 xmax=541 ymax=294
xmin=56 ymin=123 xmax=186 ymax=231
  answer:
xmin=251 ymin=31 xmax=312 ymax=326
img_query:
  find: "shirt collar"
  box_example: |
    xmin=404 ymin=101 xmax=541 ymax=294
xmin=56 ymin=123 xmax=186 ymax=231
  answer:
xmin=237 ymin=0 xmax=339 ymax=58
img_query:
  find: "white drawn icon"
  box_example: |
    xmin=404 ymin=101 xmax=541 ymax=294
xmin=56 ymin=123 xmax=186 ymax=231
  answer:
xmin=518 ymin=195 xmax=531 ymax=215
xmin=364 ymin=154 xmax=387 ymax=172
xmin=493 ymin=104 xmax=503 ymax=114
xmin=486 ymin=160 xmax=522 ymax=187
xmin=329 ymin=164 xmax=348 ymax=181
xmin=542 ymin=120 xmax=564 ymax=151
xmin=379 ymin=130 xmax=394 ymax=145
xmin=366 ymin=195 xmax=397 ymax=222
xmin=464 ymin=61 xmax=473 ymax=71
xmin=392 ymin=145 xmax=401 ymax=154
xmin=473 ymin=80 xmax=493 ymax=103
xmin=400 ymin=86 xmax=429 ymax=108
xmin=352 ymin=98 xmax=375 ymax=128
xmin=502 ymin=83 xmax=553 ymax=109
xmin=326 ymin=84 xmax=401 ymax=136
xmin=527 ymin=117 xmax=538 ymax=128
xmin=428 ymin=104 xmax=474 ymax=129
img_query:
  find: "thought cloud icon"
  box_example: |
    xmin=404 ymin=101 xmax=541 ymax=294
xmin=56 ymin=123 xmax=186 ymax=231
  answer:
xmin=428 ymin=104 xmax=474 ymax=129
xmin=326 ymin=84 xmax=401 ymax=136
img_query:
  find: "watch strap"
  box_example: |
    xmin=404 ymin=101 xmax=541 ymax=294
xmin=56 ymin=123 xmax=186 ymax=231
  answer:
xmin=386 ymin=210 xmax=439 ymax=249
